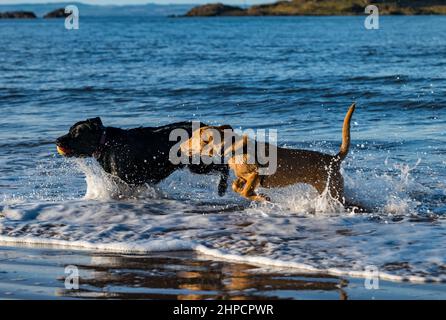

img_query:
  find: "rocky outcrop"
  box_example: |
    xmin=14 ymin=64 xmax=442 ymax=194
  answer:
xmin=185 ymin=3 xmax=246 ymax=17
xmin=43 ymin=8 xmax=70 ymax=19
xmin=0 ymin=11 xmax=36 ymax=19
xmin=184 ymin=1 xmax=446 ymax=17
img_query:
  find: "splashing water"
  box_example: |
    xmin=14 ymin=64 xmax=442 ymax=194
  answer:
xmin=1 ymin=137 xmax=445 ymax=284
xmin=343 ymin=158 xmax=430 ymax=216
xmin=75 ymin=159 xmax=160 ymax=200
xmin=0 ymin=152 xmax=445 ymax=284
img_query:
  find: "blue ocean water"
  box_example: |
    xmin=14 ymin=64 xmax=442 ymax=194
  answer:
xmin=0 ymin=16 xmax=445 ymax=284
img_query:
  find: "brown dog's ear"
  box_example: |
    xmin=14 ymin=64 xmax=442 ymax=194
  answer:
xmin=201 ymin=125 xmax=232 ymax=141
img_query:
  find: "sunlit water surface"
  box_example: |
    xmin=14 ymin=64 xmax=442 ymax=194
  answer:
xmin=0 ymin=16 xmax=445 ymax=284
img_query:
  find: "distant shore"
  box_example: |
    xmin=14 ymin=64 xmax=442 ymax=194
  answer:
xmin=183 ymin=1 xmax=446 ymax=17
xmin=0 ymin=11 xmax=36 ymax=19
xmin=0 ymin=8 xmax=69 ymax=19
xmin=2 ymin=1 xmax=446 ymax=20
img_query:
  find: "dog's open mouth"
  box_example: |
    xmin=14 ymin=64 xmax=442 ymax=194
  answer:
xmin=56 ymin=145 xmax=72 ymax=156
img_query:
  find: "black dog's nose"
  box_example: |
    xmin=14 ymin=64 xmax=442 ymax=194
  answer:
xmin=56 ymin=136 xmax=65 ymax=146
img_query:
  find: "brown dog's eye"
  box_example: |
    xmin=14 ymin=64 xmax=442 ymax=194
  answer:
xmin=204 ymin=135 xmax=213 ymax=144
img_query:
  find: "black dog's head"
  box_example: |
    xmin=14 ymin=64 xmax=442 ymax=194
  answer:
xmin=56 ymin=117 xmax=104 ymax=157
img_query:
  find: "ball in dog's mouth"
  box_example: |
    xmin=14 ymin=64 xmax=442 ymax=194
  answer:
xmin=56 ymin=145 xmax=71 ymax=156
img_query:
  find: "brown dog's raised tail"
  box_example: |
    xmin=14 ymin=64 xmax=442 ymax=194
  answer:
xmin=337 ymin=103 xmax=356 ymax=161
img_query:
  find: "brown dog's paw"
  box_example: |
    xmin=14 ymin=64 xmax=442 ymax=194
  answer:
xmin=253 ymin=193 xmax=271 ymax=202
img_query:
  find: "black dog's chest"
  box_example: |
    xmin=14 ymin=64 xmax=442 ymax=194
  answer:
xmin=98 ymin=140 xmax=177 ymax=185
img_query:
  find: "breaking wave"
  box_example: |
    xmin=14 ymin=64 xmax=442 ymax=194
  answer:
xmin=1 ymin=157 xmax=445 ymax=284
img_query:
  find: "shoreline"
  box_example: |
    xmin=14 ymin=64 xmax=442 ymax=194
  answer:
xmin=0 ymin=235 xmax=443 ymax=285
xmin=1 ymin=244 xmax=446 ymax=299
xmin=1 ymin=14 xmax=446 ymax=20
xmin=171 ymin=13 xmax=446 ymax=18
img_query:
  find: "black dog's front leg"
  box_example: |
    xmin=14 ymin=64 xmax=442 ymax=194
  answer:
xmin=188 ymin=164 xmax=229 ymax=197
xmin=217 ymin=167 xmax=229 ymax=197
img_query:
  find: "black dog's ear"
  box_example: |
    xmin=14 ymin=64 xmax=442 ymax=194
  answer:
xmin=87 ymin=117 xmax=103 ymax=129
xmin=217 ymin=125 xmax=232 ymax=131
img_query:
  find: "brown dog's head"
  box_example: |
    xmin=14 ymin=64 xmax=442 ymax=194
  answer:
xmin=180 ymin=125 xmax=233 ymax=158
xmin=56 ymin=117 xmax=104 ymax=157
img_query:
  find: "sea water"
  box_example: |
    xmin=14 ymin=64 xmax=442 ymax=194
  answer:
xmin=0 ymin=16 xmax=445 ymax=283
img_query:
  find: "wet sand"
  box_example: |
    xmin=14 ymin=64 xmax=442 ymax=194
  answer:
xmin=0 ymin=245 xmax=445 ymax=300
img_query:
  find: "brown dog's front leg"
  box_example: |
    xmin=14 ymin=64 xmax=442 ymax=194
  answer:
xmin=232 ymin=177 xmax=246 ymax=194
xmin=240 ymin=173 xmax=269 ymax=202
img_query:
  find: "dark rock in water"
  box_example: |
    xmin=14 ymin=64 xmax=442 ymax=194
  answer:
xmin=349 ymin=3 xmax=365 ymax=14
xmin=185 ymin=3 xmax=246 ymax=17
xmin=0 ymin=11 xmax=36 ymax=19
xmin=43 ymin=8 xmax=70 ymax=19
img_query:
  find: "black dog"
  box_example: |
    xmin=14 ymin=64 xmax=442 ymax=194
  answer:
xmin=56 ymin=118 xmax=229 ymax=196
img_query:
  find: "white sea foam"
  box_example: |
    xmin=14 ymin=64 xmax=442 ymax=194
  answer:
xmin=0 ymin=158 xmax=445 ymax=283
xmin=75 ymin=159 xmax=161 ymax=200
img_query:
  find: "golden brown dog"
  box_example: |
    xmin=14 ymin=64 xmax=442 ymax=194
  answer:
xmin=181 ymin=103 xmax=356 ymax=203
